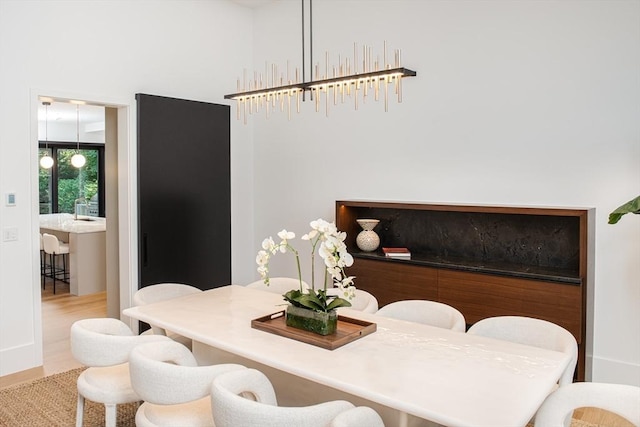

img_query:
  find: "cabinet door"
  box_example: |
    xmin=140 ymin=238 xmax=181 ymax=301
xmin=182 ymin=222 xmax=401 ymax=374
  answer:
xmin=438 ymin=269 xmax=582 ymax=342
xmin=136 ymin=94 xmax=230 ymax=291
xmin=348 ymin=258 xmax=438 ymax=307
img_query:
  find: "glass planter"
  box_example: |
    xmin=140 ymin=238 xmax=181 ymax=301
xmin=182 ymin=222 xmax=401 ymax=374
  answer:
xmin=285 ymin=304 xmax=338 ymax=336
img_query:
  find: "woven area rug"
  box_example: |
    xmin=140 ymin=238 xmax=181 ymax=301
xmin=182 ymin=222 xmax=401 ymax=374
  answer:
xmin=0 ymin=367 xmax=137 ymax=427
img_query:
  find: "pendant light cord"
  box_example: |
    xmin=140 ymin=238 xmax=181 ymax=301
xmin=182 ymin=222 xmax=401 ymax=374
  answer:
xmin=76 ymin=104 xmax=80 ymax=152
xmin=44 ymin=102 xmax=49 ymax=149
xmin=309 ymin=0 xmax=313 ymax=82
xmin=302 ymin=0 xmax=313 ymax=100
xmin=302 ymin=0 xmax=305 ymax=84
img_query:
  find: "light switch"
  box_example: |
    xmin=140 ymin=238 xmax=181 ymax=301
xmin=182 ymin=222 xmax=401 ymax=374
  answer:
xmin=2 ymin=227 xmax=18 ymax=242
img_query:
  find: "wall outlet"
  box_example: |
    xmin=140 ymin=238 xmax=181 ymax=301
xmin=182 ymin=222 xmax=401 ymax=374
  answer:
xmin=2 ymin=227 xmax=18 ymax=242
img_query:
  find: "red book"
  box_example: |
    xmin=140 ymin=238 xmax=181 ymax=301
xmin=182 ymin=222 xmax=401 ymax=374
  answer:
xmin=382 ymin=247 xmax=411 ymax=258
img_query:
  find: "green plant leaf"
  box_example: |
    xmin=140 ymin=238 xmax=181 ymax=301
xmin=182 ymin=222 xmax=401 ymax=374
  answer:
xmin=298 ymin=293 xmax=326 ymax=311
xmin=326 ymin=297 xmax=352 ymax=311
xmin=608 ymin=195 xmax=640 ymax=224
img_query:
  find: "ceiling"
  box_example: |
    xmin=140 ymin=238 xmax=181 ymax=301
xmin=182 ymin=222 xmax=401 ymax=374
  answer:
xmin=38 ymin=101 xmax=104 ymax=128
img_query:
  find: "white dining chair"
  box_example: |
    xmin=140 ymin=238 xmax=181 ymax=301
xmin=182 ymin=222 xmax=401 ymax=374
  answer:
xmin=70 ymin=318 xmax=171 ymax=427
xmin=375 ymin=299 xmax=467 ymax=332
xmin=246 ymin=276 xmax=310 ymax=294
xmin=129 ymin=340 xmax=246 ymax=427
xmin=326 ymin=288 xmax=379 ymax=314
xmin=467 ymin=316 xmax=578 ymax=386
xmin=534 ymin=382 xmax=640 ymax=427
xmin=133 ymin=283 xmax=203 ymax=348
xmin=42 ymin=232 xmax=69 ymax=294
xmin=210 ymin=368 xmax=385 ymax=427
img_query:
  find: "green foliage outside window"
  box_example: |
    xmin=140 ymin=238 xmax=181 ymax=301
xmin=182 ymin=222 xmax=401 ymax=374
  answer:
xmin=38 ymin=147 xmax=100 ymax=215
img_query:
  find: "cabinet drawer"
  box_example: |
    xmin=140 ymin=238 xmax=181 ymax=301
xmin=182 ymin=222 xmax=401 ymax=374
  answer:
xmin=348 ymin=258 xmax=438 ymax=307
xmin=438 ymin=270 xmax=582 ymax=342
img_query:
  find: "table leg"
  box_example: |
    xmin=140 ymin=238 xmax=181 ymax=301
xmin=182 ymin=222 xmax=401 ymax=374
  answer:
xmin=399 ymin=411 xmax=409 ymax=427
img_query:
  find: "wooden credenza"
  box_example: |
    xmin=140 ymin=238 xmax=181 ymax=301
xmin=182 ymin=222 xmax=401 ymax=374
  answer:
xmin=336 ymin=200 xmax=594 ymax=381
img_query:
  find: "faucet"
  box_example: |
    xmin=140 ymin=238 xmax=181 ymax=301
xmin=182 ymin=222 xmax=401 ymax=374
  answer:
xmin=74 ymin=197 xmax=87 ymax=220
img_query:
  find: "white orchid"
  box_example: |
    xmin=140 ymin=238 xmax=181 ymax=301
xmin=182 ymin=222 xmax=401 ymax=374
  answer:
xmin=255 ymin=218 xmax=357 ymax=312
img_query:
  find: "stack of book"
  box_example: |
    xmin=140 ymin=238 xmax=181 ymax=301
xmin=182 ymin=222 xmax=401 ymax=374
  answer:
xmin=382 ymin=247 xmax=411 ymax=259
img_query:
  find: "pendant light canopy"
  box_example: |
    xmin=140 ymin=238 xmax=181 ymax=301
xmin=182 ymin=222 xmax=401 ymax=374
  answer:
xmin=39 ymin=101 xmax=54 ymax=169
xmin=71 ymin=103 xmax=86 ymax=168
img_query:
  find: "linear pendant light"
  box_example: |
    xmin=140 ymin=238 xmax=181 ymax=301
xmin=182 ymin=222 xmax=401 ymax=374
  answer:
xmin=70 ymin=103 xmax=86 ymax=168
xmin=224 ymin=0 xmax=416 ymax=123
xmin=39 ymin=101 xmax=54 ymax=169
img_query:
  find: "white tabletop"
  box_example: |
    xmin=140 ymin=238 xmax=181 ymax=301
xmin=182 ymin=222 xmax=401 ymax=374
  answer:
xmin=123 ymin=285 xmax=569 ymax=427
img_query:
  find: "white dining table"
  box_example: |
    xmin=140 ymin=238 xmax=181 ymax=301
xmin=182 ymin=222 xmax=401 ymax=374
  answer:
xmin=122 ymin=285 xmax=569 ymax=427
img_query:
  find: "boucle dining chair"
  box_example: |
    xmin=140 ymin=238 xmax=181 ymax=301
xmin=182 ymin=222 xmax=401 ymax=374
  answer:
xmin=210 ymin=368 xmax=385 ymax=427
xmin=133 ymin=283 xmax=203 ymax=348
xmin=375 ymin=299 xmax=467 ymax=332
xmin=246 ymin=276 xmax=310 ymax=294
xmin=42 ymin=232 xmax=69 ymax=294
xmin=534 ymin=382 xmax=640 ymax=427
xmin=467 ymin=315 xmax=578 ymax=386
xmin=129 ymin=340 xmax=246 ymax=427
xmin=70 ymin=318 xmax=171 ymax=427
xmin=326 ymin=288 xmax=379 ymax=314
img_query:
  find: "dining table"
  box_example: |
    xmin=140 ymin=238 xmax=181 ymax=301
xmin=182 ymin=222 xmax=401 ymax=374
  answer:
xmin=122 ymin=284 xmax=570 ymax=427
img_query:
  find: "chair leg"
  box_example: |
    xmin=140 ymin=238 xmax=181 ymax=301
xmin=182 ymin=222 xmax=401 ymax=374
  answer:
xmin=63 ymin=253 xmax=69 ymax=283
xmin=50 ymin=253 xmax=56 ymax=295
xmin=76 ymin=394 xmax=85 ymax=427
xmin=41 ymin=251 xmax=45 ymax=290
xmin=105 ymin=403 xmax=117 ymax=427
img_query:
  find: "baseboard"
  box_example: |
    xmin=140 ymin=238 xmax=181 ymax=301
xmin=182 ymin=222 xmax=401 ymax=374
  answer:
xmin=0 ymin=343 xmax=41 ymax=377
xmin=591 ymin=356 xmax=640 ymax=386
xmin=0 ymin=365 xmax=44 ymax=389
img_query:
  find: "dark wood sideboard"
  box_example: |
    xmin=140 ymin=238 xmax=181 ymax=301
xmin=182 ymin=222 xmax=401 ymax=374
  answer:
xmin=336 ymin=200 xmax=594 ymax=381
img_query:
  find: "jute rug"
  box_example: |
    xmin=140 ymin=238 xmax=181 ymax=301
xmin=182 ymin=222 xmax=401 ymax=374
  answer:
xmin=0 ymin=367 xmax=137 ymax=426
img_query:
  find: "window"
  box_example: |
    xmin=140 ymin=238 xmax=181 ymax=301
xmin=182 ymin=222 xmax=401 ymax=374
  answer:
xmin=39 ymin=142 xmax=105 ymax=217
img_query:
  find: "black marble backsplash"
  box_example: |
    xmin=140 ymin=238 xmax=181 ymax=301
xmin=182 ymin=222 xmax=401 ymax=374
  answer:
xmin=356 ymin=207 xmax=581 ymax=279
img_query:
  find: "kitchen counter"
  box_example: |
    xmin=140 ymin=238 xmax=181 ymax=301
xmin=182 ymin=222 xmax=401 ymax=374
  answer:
xmin=40 ymin=213 xmax=106 ymax=295
xmin=39 ymin=213 xmax=106 ymax=234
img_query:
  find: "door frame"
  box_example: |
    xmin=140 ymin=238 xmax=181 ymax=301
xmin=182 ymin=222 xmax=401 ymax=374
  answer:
xmin=30 ymin=88 xmax=138 ymax=365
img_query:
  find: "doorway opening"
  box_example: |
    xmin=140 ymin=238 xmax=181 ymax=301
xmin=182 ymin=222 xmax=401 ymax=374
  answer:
xmin=33 ymin=94 xmax=131 ymax=378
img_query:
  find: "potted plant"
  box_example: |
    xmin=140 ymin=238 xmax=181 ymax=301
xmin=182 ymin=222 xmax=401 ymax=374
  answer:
xmin=256 ymin=219 xmax=356 ymax=335
xmin=608 ymin=195 xmax=640 ymax=224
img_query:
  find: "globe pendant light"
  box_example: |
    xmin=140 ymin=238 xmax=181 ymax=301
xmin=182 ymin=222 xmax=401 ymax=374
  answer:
xmin=71 ymin=103 xmax=86 ymax=168
xmin=39 ymin=101 xmax=54 ymax=169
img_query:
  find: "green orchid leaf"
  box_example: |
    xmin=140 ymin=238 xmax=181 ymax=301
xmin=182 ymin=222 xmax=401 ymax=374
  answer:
xmin=282 ymin=289 xmax=303 ymax=306
xmin=608 ymin=195 xmax=640 ymax=224
xmin=326 ymin=297 xmax=352 ymax=311
xmin=297 ymin=294 xmax=325 ymax=311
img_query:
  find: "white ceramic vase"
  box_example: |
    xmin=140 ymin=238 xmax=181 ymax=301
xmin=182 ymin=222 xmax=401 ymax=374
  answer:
xmin=356 ymin=219 xmax=380 ymax=252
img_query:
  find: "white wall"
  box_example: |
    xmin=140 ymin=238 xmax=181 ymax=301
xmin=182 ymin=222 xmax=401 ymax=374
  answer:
xmin=1 ymin=0 xmax=637 ymax=386
xmin=249 ymin=0 xmax=640 ymax=385
xmin=0 ymin=0 xmax=255 ymax=376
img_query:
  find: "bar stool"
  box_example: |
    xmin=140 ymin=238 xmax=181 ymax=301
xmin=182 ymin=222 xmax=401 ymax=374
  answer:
xmin=42 ymin=233 xmax=69 ymax=294
xmin=39 ymin=233 xmax=46 ymax=289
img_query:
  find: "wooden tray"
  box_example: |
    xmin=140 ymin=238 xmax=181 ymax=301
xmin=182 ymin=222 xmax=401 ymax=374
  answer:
xmin=251 ymin=310 xmax=376 ymax=350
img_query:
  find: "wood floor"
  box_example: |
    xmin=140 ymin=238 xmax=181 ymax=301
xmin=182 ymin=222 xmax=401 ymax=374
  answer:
xmin=0 ymin=277 xmax=106 ymax=389
xmin=0 ymin=279 xmax=634 ymax=426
